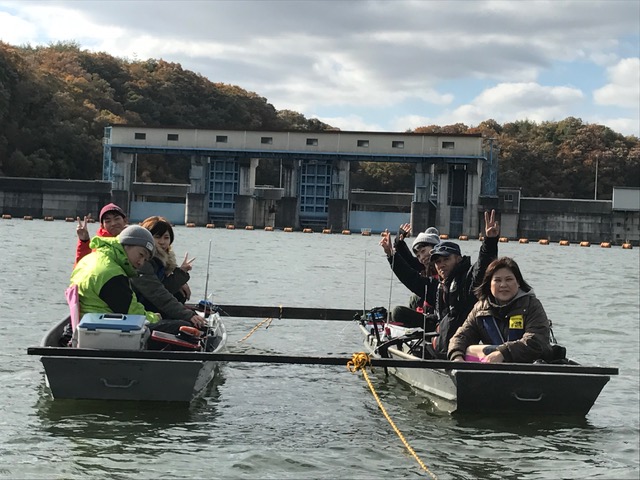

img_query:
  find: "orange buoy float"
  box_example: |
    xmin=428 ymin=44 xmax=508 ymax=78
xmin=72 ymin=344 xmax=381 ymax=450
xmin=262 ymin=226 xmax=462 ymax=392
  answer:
xmin=245 ymin=225 xmax=254 ymax=230
xmin=1 ymin=214 xmax=11 ymax=219
xmin=539 ymin=239 xmax=549 ymax=245
xmin=559 ymin=240 xmax=570 ymax=246
xmin=283 ymin=227 xmax=293 ymax=232
xmin=322 ymin=229 xmax=332 ymax=234
xmin=499 ymin=237 xmax=509 ymax=243
xmin=44 ymin=216 xmax=54 ymax=221
xmin=264 ymin=226 xmax=274 ymax=231
xmin=519 ymin=238 xmax=529 ymax=244
xmin=341 ymin=230 xmax=351 ymax=235
xmin=186 ymin=223 xmax=196 ymax=228
xmin=206 ymin=223 xmax=215 ymax=228
xmin=600 ymin=242 xmax=611 ymax=248
xmin=622 ymin=243 xmax=633 ymax=249
xmin=302 ymin=228 xmax=313 ymax=233
xmin=65 ymin=217 xmax=75 ymax=222
xmin=361 ymin=231 xmax=371 ymax=236
xmin=579 ymin=241 xmax=590 ymax=247
xmin=23 ymin=215 xmax=33 ymax=220
xmin=439 ymin=234 xmax=449 ymax=240
xmin=458 ymin=235 xmax=468 ymax=241
xmin=226 ymin=224 xmax=235 ymax=230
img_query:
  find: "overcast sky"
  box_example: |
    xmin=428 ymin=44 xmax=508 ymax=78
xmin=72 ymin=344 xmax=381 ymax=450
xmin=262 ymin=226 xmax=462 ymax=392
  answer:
xmin=1 ymin=0 xmax=638 ymax=136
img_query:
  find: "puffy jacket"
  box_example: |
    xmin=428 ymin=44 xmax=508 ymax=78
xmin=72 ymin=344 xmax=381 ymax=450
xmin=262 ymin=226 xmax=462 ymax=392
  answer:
xmin=132 ymin=253 xmax=193 ymax=322
xmin=448 ymin=290 xmax=552 ymax=363
xmin=70 ymin=236 xmax=159 ymax=323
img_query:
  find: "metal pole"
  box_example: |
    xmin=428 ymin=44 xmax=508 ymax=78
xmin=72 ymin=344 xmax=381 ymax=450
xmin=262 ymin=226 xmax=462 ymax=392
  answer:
xmin=594 ymin=156 xmax=599 ymax=200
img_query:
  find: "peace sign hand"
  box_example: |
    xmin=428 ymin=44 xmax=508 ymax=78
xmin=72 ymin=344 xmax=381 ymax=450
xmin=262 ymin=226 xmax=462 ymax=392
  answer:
xmin=484 ymin=209 xmax=500 ymax=238
xmin=180 ymin=253 xmax=195 ymax=272
xmin=76 ymin=215 xmax=90 ymax=241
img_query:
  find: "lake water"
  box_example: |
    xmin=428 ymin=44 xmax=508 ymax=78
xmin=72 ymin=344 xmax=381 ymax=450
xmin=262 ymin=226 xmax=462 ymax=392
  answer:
xmin=0 ymin=219 xmax=638 ymax=479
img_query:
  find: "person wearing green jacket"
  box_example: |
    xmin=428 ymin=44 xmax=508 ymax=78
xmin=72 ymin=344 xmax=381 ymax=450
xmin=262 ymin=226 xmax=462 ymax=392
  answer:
xmin=70 ymin=225 xmax=160 ymax=324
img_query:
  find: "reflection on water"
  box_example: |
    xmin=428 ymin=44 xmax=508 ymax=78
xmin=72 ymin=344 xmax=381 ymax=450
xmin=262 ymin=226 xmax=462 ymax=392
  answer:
xmin=33 ymin=372 xmax=225 ymax=478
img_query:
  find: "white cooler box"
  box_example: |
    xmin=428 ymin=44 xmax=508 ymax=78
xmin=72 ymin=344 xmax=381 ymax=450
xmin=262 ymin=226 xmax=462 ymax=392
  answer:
xmin=77 ymin=313 xmax=147 ymax=350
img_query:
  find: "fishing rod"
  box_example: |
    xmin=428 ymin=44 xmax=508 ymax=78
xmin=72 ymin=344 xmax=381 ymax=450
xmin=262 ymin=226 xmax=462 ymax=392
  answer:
xmin=203 ymin=239 xmax=212 ymax=305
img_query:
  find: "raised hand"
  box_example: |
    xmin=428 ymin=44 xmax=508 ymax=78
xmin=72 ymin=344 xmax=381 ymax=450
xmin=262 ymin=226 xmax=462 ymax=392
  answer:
xmin=76 ymin=215 xmax=90 ymax=241
xmin=379 ymin=230 xmax=393 ymax=256
xmin=484 ymin=209 xmax=500 ymax=238
xmin=180 ymin=253 xmax=195 ymax=272
xmin=399 ymin=223 xmax=411 ymax=240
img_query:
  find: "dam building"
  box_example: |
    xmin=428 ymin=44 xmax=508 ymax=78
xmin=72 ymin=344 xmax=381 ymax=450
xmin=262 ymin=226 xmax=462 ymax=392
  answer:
xmin=103 ymin=126 xmax=498 ymax=235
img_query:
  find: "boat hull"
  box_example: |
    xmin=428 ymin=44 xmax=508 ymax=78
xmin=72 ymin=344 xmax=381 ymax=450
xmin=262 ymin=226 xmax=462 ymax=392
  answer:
xmin=359 ymin=323 xmax=612 ymax=416
xmin=38 ymin=315 xmax=226 ymax=403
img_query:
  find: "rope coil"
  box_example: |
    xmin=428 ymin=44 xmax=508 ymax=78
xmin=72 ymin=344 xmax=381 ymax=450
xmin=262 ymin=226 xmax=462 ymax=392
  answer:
xmin=348 ymin=352 xmax=437 ymax=479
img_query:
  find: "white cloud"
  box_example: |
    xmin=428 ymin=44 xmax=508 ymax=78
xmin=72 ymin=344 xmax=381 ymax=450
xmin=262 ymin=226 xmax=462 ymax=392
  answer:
xmin=447 ymin=82 xmax=585 ymax=125
xmin=593 ymin=58 xmax=640 ymax=108
xmin=0 ymin=11 xmax=37 ymax=44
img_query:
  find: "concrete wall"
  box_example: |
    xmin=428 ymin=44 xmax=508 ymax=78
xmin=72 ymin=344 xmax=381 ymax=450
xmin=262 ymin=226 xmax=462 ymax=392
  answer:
xmin=0 ymin=177 xmax=112 ymax=219
xmin=130 ymin=201 xmax=186 ymax=224
xmin=517 ymin=198 xmax=638 ymax=244
xmin=109 ymin=126 xmax=483 ymax=158
xmin=350 ymin=211 xmax=411 ymax=234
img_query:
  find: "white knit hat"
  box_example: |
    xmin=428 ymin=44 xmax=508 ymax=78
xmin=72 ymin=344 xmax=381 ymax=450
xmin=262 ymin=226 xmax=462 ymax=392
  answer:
xmin=412 ymin=227 xmax=440 ymax=252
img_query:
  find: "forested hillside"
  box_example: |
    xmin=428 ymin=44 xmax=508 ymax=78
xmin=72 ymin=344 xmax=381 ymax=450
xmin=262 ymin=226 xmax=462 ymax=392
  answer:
xmin=0 ymin=42 xmax=638 ymax=199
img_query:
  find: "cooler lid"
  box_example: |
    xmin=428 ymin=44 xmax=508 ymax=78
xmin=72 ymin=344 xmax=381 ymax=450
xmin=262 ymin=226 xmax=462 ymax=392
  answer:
xmin=78 ymin=313 xmax=147 ymax=332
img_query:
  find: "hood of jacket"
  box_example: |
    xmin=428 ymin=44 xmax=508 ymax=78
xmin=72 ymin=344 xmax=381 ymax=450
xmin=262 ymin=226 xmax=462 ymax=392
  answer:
xmin=88 ymin=235 xmax=138 ymax=277
xmin=153 ymin=245 xmax=178 ymax=275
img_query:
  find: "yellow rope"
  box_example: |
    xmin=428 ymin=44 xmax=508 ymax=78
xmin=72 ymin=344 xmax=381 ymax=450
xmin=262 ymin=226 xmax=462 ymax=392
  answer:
xmin=237 ymin=317 xmax=273 ymax=343
xmin=348 ymin=352 xmax=438 ymax=479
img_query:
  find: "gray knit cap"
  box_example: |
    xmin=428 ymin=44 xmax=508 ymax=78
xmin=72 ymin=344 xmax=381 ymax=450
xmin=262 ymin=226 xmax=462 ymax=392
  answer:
xmin=412 ymin=226 xmax=441 ymax=252
xmin=118 ymin=225 xmax=155 ymax=255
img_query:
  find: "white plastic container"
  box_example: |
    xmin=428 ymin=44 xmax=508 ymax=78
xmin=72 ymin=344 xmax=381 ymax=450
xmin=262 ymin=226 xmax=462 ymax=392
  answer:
xmin=77 ymin=313 xmax=147 ymax=350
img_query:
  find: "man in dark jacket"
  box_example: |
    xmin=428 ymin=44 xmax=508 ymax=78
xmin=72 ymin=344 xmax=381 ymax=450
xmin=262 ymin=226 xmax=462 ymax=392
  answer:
xmin=430 ymin=210 xmax=500 ymax=356
xmin=383 ymin=210 xmax=500 ymax=357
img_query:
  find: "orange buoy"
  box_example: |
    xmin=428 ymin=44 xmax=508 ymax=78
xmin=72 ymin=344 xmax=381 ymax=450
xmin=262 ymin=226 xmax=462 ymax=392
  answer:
xmin=622 ymin=243 xmax=633 ymax=249
xmin=439 ymin=234 xmax=449 ymax=240
xmin=499 ymin=237 xmax=509 ymax=243
xmin=226 ymin=224 xmax=235 ymax=230
xmin=264 ymin=226 xmax=274 ymax=231
xmin=579 ymin=241 xmax=590 ymax=247
xmin=361 ymin=231 xmax=371 ymax=236
xmin=284 ymin=227 xmax=293 ymax=232
xmin=322 ymin=229 xmax=332 ymax=234
xmin=539 ymin=239 xmax=549 ymax=245
xmin=559 ymin=240 xmax=570 ymax=246
xmin=1 ymin=214 xmax=11 ymax=219
xmin=519 ymin=238 xmax=529 ymax=244
xmin=341 ymin=230 xmax=351 ymax=235
xmin=458 ymin=235 xmax=468 ymax=241
xmin=23 ymin=215 xmax=33 ymax=220
xmin=206 ymin=223 xmax=215 ymax=228
xmin=186 ymin=223 xmax=196 ymax=228
xmin=245 ymin=225 xmax=254 ymax=230
xmin=302 ymin=228 xmax=313 ymax=233
xmin=600 ymin=242 xmax=611 ymax=248
xmin=65 ymin=217 xmax=75 ymax=222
